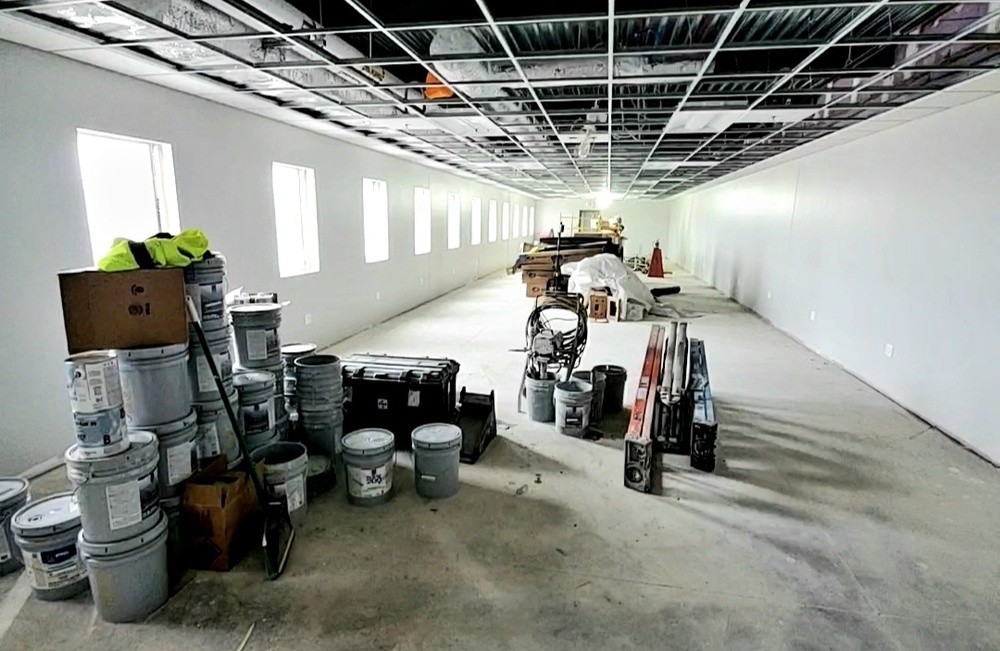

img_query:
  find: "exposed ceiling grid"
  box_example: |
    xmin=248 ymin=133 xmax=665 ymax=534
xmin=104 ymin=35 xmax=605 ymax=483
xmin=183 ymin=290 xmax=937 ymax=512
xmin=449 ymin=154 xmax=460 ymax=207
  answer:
xmin=2 ymin=0 xmax=998 ymax=199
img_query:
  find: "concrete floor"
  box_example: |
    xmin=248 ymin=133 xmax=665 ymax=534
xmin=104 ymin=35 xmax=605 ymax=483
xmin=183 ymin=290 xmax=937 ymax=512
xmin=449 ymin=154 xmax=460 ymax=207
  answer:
xmin=2 ymin=267 xmax=998 ymax=650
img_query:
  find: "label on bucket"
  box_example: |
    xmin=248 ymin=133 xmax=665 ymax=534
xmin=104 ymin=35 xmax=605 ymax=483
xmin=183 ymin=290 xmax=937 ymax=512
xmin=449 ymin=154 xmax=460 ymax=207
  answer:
xmin=347 ymin=464 xmax=392 ymax=499
xmin=407 ymin=389 xmax=420 ymax=407
xmin=24 ymin=546 xmax=86 ymax=590
xmin=242 ymin=405 xmax=270 ymax=436
xmin=166 ymin=441 xmax=195 ymax=485
xmin=106 ymin=469 xmax=159 ymax=531
xmin=67 ymin=358 xmax=122 ymax=413
xmin=271 ymin=476 xmax=305 ymax=514
xmin=246 ymin=328 xmax=279 ymax=362
xmin=197 ymin=351 xmax=232 ymax=393
xmin=197 ymin=422 xmax=221 ymax=459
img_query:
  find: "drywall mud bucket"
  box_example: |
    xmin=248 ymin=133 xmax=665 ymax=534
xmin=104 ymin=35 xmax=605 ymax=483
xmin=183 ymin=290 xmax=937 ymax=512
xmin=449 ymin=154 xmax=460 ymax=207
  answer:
xmin=65 ymin=431 xmax=161 ymax=544
xmin=11 ymin=492 xmax=88 ymax=601
xmin=281 ymin=343 xmax=317 ymax=398
xmin=251 ymin=442 xmax=308 ymax=527
xmin=294 ymin=354 xmax=344 ymax=411
xmin=342 ymin=429 xmax=395 ymax=507
xmin=147 ymin=410 xmax=198 ymax=497
xmin=524 ymin=373 xmax=557 ymax=423
xmin=0 ymin=478 xmax=30 ymax=576
xmin=72 ymin=405 xmax=129 ymax=458
xmin=184 ymin=254 xmax=227 ymax=330
xmin=78 ymin=511 xmax=168 ymax=623
xmin=593 ymin=365 xmax=627 ymax=415
xmin=119 ymin=344 xmax=192 ymax=428
xmin=573 ymin=369 xmax=607 ymax=422
xmin=187 ymin=324 xmax=233 ymax=402
xmin=553 ymin=380 xmax=593 ymax=437
xmin=231 ymin=303 xmax=282 ymax=368
xmin=234 ymin=372 xmax=277 ymax=450
xmin=193 ymin=389 xmax=241 ymax=469
xmin=65 ymin=351 xmax=123 ymax=414
xmin=411 ymin=423 xmax=462 ymax=499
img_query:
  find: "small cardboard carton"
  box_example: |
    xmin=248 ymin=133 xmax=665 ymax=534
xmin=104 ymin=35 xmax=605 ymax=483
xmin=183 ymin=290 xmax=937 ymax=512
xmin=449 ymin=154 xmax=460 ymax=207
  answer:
xmin=182 ymin=458 xmax=260 ymax=572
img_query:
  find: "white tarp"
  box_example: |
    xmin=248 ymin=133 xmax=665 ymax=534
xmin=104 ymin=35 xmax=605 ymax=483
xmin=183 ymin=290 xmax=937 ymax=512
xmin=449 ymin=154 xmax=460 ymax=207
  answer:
xmin=563 ymin=253 xmax=656 ymax=309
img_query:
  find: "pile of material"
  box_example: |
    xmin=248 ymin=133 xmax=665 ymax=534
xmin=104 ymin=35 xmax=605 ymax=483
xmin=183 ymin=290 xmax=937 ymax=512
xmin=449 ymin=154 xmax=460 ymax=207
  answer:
xmin=513 ymin=238 xmax=620 ymax=297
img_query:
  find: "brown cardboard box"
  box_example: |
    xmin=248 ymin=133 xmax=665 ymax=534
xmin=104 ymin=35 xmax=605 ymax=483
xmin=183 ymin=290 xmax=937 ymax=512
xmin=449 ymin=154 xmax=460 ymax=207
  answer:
xmin=526 ymin=279 xmax=548 ymax=298
xmin=589 ymin=288 xmax=610 ymax=321
xmin=58 ymin=267 xmax=188 ymax=354
xmin=521 ymin=270 xmax=554 ymax=284
xmin=182 ymin=458 xmax=260 ymax=572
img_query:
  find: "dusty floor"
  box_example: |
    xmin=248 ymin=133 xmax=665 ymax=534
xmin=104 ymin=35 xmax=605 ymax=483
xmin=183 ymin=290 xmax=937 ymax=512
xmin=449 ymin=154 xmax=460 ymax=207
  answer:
xmin=2 ymin=267 xmax=998 ymax=650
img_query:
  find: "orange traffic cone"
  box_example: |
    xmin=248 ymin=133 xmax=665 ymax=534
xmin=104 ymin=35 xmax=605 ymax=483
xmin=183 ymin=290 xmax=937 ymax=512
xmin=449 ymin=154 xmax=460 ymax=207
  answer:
xmin=648 ymin=240 xmax=665 ymax=278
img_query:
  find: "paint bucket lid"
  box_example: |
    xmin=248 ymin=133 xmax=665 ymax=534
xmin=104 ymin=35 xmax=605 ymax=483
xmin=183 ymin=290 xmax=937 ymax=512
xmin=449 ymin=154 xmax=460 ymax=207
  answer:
xmin=281 ymin=343 xmax=317 ymax=357
xmin=231 ymin=303 xmax=281 ymax=316
xmin=78 ymin=510 xmax=168 ymax=558
xmin=65 ymin=351 xmax=117 ymax=365
xmin=119 ymin=343 xmax=188 ymax=361
xmin=65 ymin=431 xmax=159 ymax=478
xmin=233 ymin=372 xmax=275 ymax=390
xmin=412 ymin=423 xmax=463 ymax=450
xmin=0 ymin=478 xmax=29 ymax=509
xmin=11 ymin=492 xmax=80 ymax=538
xmin=294 ymin=354 xmax=340 ymax=369
xmin=145 ymin=409 xmax=197 ymax=438
xmin=343 ymin=429 xmax=394 ymax=456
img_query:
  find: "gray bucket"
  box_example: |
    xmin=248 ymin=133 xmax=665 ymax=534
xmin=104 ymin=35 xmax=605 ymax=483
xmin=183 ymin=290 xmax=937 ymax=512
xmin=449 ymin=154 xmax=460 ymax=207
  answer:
xmin=572 ymin=369 xmax=607 ymax=422
xmin=119 ymin=344 xmax=192 ymax=428
xmin=231 ymin=303 xmax=282 ymax=368
xmin=524 ymin=374 xmax=557 ymax=423
xmin=0 ymin=478 xmax=30 ymax=576
xmin=65 ymin=431 xmax=161 ymax=544
xmin=65 ymin=351 xmax=123 ymax=414
xmin=300 ymin=410 xmax=344 ymax=457
xmin=411 ymin=424 xmax=462 ymax=500
xmin=187 ymin=324 xmax=234 ymax=402
xmin=71 ymin=405 xmax=129 ymax=457
xmin=250 ymin=442 xmax=308 ymax=527
xmin=294 ymin=355 xmax=344 ymax=411
xmin=235 ymin=372 xmax=277 ymax=448
xmin=553 ymin=380 xmax=593 ymax=437
xmin=11 ymin=493 xmax=89 ymax=601
xmin=593 ymin=364 xmax=627 ymax=415
xmin=193 ymin=389 xmax=242 ymax=469
xmin=146 ymin=410 xmax=199 ymax=497
xmin=342 ymin=429 xmax=395 ymax=507
xmin=78 ymin=510 xmax=169 ymax=623
xmin=281 ymin=343 xmax=317 ymax=398
xmin=184 ymin=254 xmax=227 ymax=330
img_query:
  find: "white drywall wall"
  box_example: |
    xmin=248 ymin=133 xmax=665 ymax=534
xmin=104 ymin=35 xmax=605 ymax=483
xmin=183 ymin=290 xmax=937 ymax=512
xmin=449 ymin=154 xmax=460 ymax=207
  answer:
xmin=0 ymin=40 xmax=535 ymax=474
xmin=535 ymin=198 xmax=671 ymax=258
xmin=664 ymin=92 xmax=1000 ymax=464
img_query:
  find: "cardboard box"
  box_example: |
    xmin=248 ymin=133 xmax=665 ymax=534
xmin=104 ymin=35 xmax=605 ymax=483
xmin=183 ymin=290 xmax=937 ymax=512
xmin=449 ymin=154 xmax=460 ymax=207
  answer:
xmin=526 ymin=279 xmax=548 ymax=298
xmin=182 ymin=458 xmax=260 ymax=572
xmin=521 ymin=270 xmax=554 ymax=284
xmin=589 ymin=288 xmax=610 ymax=321
xmin=58 ymin=268 xmax=188 ymax=354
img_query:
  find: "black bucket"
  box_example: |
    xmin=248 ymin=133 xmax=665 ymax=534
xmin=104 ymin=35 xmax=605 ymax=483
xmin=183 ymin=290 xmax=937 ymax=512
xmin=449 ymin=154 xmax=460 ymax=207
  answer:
xmin=593 ymin=365 xmax=627 ymax=414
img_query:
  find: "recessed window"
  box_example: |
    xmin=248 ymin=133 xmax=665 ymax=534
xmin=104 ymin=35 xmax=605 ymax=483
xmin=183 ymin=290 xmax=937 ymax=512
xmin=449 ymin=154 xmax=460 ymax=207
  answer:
xmin=488 ymin=200 xmax=498 ymax=243
xmin=76 ymin=129 xmax=180 ymax=265
xmin=471 ymin=197 xmax=482 ymax=246
xmin=363 ymin=178 xmax=389 ymax=263
xmin=512 ymin=204 xmax=521 ymax=238
xmin=414 ymin=187 xmax=431 ymax=255
xmin=271 ymin=162 xmax=320 ymax=278
xmin=447 ymin=193 xmax=461 ymax=250
xmin=528 ymin=206 xmax=535 ymax=237
xmin=501 ymin=202 xmax=511 ymax=240
xmin=521 ymin=204 xmax=529 ymax=238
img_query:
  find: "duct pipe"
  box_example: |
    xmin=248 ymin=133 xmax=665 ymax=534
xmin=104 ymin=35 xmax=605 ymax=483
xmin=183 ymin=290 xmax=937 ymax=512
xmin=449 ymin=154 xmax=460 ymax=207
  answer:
xmin=670 ymin=322 xmax=688 ymax=396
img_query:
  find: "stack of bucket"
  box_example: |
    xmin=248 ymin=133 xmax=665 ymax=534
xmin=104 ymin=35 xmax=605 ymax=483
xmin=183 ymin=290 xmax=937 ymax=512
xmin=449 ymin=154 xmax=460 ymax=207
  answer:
xmin=61 ymin=352 xmax=170 ymax=621
xmin=294 ymin=355 xmax=344 ymax=458
xmin=231 ymin=301 xmax=288 ymax=441
xmin=280 ymin=343 xmax=317 ymax=420
xmin=185 ymin=254 xmax=241 ymax=468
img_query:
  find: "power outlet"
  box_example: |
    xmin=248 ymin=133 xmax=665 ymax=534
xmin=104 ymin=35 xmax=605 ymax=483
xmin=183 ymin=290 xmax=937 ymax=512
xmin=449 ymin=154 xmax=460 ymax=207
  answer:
xmin=304 ymin=313 xmax=312 ymax=325
xmin=884 ymin=344 xmax=894 ymax=358
xmin=809 ymin=310 xmax=816 ymax=322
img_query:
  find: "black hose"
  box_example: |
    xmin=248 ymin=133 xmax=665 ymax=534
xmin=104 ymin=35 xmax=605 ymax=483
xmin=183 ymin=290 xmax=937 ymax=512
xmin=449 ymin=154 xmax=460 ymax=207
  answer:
xmin=524 ymin=293 xmax=589 ymax=376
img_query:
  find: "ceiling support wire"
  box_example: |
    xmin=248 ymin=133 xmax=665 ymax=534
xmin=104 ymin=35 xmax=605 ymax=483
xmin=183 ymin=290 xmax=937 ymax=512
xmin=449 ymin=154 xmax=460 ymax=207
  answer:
xmin=652 ymin=5 xmax=1000 ymax=198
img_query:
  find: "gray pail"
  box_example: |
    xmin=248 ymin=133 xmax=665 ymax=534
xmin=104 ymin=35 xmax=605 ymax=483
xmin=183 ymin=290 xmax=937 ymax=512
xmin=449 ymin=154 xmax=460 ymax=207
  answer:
xmin=71 ymin=405 xmax=129 ymax=456
xmin=0 ymin=478 xmax=30 ymax=576
xmin=119 ymin=344 xmax=192 ymax=428
xmin=524 ymin=374 xmax=557 ymax=423
xmin=593 ymin=364 xmax=627 ymax=415
xmin=294 ymin=355 xmax=344 ymax=411
xmin=187 ymin=324 xmax=234 ymax=402
xmin=572 ymin=370 xmax=607 ymax=422
xmin=11 ymin=492 xmax=89 ymax=601
xmin=342 ymin=429 xmax=395 ymax=507
xmin=281 ymin=343 xmax=317 ymax=398
xmin=184 ymin=254 xmax=227 ymax=330
xmin=78 ymin=511 xmax=169 ymax=623
xmin=65 ymin=431 xmax=161 ymax=544
xmin=300 ymin=411 xmax=344 ymax=457
xmin=231 ymin=303 xmax=282 ymax=368
xmin=411 ymin=424 xmax=462 ymax=499
xmin=235 ymin=372 xmax=277 ymax=449
xmin=65 ymin=351 xmax=123 ymax=414
xmin=251 ymin=442 xmax=308 ymax=527
xmin=193 ymin=389 xmax=241 ymax=469
xmin=146 ymin=410 xmax=198 ymax=497
xmin=553 ymin=380 xmax=593 ymax=437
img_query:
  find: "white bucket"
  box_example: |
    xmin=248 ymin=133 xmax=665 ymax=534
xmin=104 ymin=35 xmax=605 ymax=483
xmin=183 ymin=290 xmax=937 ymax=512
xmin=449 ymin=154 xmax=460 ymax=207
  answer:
xmin=193 ymin=389 xmax=242 ymax=469
xmin=71 ymin=405 xmax=129 ymax=457
xmin=0 ymin=478 xmax=30 ymax=576
xmin=64 ymin=351 xmax=123 ymax=413
xmin=11 ymin=492 xmax=89 ymax=601
xmin=187 ymin=324 xmax=234 ymax=402
xmin=342 ymin=429 xmax=395 ymax=507
xmin=146 ymin=410 xmax=199 ymax=497
xmin=411 ymin=424 xmax=462 ymax=500
xmin=250 ymin=442 xmax=308 ymax=527
xmin=119 ymin=344 xmax=192 ymax=428
xmin=553 ymin=380 xmax=593 ymax=437
xmin=231 ymin=303 xmax=282 ymax=368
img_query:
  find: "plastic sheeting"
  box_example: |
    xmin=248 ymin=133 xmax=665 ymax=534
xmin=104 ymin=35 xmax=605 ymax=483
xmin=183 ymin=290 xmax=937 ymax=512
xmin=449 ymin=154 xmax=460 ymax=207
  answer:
xmin=563 ymin=254 xmax=656 ymax=309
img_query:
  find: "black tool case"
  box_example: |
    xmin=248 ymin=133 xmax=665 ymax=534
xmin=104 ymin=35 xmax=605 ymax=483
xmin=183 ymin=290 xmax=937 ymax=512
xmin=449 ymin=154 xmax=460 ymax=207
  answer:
xmin=341 ymin=354 xmax=460 ymax=449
